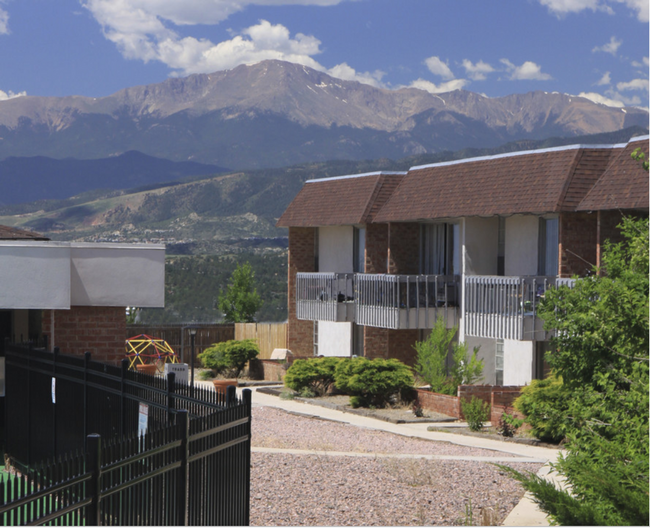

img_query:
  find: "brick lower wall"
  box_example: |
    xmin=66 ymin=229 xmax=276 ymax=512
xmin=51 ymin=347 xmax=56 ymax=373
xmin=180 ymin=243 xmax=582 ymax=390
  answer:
xmin=364 ymin=326 xmax=388 ymax=359
xmin=388 ymin=329 xmax=419 ymax=366
xmin=43 ymin=306 xmax=126 ymax=365
xmin=416 ymin=385 xmax=523 ymax=422
xmin=416 ymin=389 xmax=460 ymax=419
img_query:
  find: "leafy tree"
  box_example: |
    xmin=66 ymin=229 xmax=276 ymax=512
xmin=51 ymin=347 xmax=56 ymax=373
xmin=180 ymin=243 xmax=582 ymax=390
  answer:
xmin=413 ymin=320 xmax=483 ymax=395
xmin=218 ymin=262 xmax=263 ymax=323
xmin=505 ymin=214 xmax=649 ymax=525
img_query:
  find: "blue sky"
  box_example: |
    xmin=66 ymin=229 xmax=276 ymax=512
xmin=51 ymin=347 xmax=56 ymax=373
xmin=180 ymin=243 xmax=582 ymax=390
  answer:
xmin=0 ymin=0 xmax=647 ymax=109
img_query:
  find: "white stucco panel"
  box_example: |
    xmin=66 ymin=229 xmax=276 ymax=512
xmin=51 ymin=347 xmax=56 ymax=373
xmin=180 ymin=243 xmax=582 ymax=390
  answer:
xmin=503 ymin=339 xmax=534 ymax=386
xmin=463 ymin=217 xmax=498 ymax=276
xmin=0 ymin=242 xmax=71 ymax=309
xmin=318 ymin=321 xmax=352 ymax=357
xmin=505 ymin=215 xmax=539 ymax=276
xmin=70 ymin=244 xmax=165 ymax=307
xmin=319 ymin=226 xmax=353 ymax=273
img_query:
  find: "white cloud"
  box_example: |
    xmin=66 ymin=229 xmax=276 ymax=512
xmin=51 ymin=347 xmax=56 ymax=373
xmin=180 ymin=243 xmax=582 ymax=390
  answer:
xmin=578 ymin=91 xmax=625 ymax=107
xmin=0 ymin=90 xmax=26 ymax=101
xmin=461 ymin=59 xmax=495 ymax=81
xmin=595 ymin=71 xmax=611 ymax=85
xmin=0 ymin=7 xmax=9 ymax=35
xmin=631 ymin=56 xmax=649 ymax=68
xmin=326 ymin=63 xmax=386 ymax=88
xmin=592 ymin=36 xmax=622 ymax=55
xmin=81 ymin=1 xmax=390 ymax=87
xmin=537 ymin=0 xmax=648 ymax=21
xmin=500 ymin=59 xmax=553 ymax=81
xmin=409 ymin=78 xmax=468 ymax=94
xmin=616 ymin=78 xmax=649 ymax=92
xmin=424 ymin=56 xmax=455 ymax=80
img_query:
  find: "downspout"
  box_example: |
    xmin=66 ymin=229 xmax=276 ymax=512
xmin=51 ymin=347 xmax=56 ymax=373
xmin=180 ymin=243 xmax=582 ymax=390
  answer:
xmin=596 ymin=210 xmax=601 ymax=274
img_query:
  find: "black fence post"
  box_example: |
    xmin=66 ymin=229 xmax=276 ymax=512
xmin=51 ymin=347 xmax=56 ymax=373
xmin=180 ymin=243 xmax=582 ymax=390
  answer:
xmin=52 ymin=347 xmax=59 ymax=458
xmin=86 ymin=434 xmax=101 ymax=527
xmin=243 ymin=389 xmax=252 ymax=525
xmin=226 ymin=384 xmax=236 ymax=407
xmin=166 ymin=372 xmax=176 ymax=425
xmin=27 ymin=342 xmax=32 ymax=467
xmin=176 ymin=409 xmax=189 ymax=527
xmin=120 ymin=359 xmax=128 ymax=439
xmin=83 ymin=352 xmax=91 ymax=452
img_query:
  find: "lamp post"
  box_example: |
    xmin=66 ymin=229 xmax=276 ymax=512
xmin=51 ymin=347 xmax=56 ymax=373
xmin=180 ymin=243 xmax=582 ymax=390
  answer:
xmin=189 ymin=326 xmax=197 ymax=397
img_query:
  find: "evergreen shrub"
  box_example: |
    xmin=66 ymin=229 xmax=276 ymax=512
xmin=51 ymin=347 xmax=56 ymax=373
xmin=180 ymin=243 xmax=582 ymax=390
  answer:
xmin=284 ymin=357 xmax=343 ymax=396
xmin=334 ymin=357 xmax=414 ymax=408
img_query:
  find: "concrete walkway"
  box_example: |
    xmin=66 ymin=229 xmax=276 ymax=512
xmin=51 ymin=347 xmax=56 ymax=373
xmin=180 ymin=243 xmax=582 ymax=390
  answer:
xmin=230 ymin=384 xmax=564 ymax=527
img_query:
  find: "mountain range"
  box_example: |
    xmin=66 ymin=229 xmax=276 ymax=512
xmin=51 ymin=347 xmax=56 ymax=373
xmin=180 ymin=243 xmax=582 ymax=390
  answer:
xmin=0 ymin=60 xmax=646 ymax=170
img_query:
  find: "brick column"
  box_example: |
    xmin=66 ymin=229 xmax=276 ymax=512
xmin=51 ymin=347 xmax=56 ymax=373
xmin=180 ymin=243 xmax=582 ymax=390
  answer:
xmin=287 ymin=227 xmax=316 ymax=357
xmin=388 ymin=222 xmax=420 ymax=274
xmin=559 ymin=212 xmax=598 ymax=277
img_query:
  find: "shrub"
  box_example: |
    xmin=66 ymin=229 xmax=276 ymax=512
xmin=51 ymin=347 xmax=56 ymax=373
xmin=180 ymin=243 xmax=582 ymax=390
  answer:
xmin=334 ymin=357 xmax=414 ymax=408
xmin=284 ymin=357 xmax=342 ymax=396
xmin=514 ymin=374 xmax=569 ymax=443
xmin=198 ymin=339 xmax=259 ymax=378
xmin=461 ymin=396 xmax=490 ymax=432
xmin=497 ymin=410 xmax=524 ymax=437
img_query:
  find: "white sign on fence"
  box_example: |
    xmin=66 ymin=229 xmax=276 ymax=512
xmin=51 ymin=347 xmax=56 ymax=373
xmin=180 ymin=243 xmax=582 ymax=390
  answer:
xmin=138 ymin=402 xmax=149 ymax=437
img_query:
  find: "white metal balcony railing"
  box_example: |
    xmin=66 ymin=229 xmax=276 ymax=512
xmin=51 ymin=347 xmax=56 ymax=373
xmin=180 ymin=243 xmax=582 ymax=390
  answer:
xmin=295 ymin=272 xmax=460 ymax=329
xmin=295 ymin=272 xmax=355 ymax=322
xmin=355 ymin=274 xmax=460 ymax=330
xmin=464 ymin=276 xmax=575 ymax=341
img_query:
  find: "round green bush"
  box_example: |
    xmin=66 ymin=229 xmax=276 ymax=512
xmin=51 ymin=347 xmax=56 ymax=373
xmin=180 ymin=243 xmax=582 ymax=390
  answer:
xmin=514 ymin=374 xmax=569 ymax=443
xmin=461 ymin=396 xmax=490 ymax=432
xmin=334 ymin=357 xmax=414 ymax=408
xmin=284 ymin=357 xmax=342 ymax=396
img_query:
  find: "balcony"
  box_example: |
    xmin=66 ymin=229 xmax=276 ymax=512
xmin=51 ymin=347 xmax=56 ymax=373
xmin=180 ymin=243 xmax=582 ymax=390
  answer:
xmin=296 ymin=272 xmax=355 ymax=322
xmin=464 ymin=275 xmax=575 ymax=341
xmin=355 ymin=274 xmax=460 ymax=330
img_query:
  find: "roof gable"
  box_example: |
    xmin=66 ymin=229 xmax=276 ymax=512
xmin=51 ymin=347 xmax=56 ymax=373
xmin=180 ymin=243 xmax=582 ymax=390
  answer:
xmin=577 ymin=136 xmax=649 ymax=212
xmin=276 ymin=172 xmax=405 ymax=227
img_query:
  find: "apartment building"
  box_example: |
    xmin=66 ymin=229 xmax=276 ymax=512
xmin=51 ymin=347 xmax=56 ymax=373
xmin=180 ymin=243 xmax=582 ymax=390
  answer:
xmin=277 ymin=135 xmax=649 ymax=386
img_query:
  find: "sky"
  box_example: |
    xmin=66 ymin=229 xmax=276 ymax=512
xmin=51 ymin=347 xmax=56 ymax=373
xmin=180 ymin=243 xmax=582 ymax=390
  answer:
xmin=0 ymin=0 xmax=647 ymax=109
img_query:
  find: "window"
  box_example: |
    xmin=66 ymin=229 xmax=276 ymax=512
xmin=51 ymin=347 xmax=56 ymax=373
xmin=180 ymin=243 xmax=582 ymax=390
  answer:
xmin=353 ymin=227 xmax=366 ymax=273
xmin=420 ymin=223 xmax=459 ymax=275
xmin=352 ymin=323 xmax=364 ymax=357
xmin=538 ymin=217 xmax=559 ymax=276
xmin=495 ymin=339 xmax=504 ymax=386
xmin=497 ymin=216 xmax=506 ymax=276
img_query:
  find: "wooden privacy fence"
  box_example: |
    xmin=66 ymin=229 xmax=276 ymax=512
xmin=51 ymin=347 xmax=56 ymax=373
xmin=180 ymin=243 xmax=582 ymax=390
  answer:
xmin=235 ymin=323 xmax=287 ymax=359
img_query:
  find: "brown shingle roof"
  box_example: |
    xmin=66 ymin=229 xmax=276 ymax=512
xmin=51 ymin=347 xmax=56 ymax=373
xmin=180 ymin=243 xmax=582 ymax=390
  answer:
xmin=276 ymin=172 xmax=405 ymax=227
xmin=0 ymin=225 xmax=49 ymax=240
xmin=577 ymin=136 xmax=649 ymax=212
xmin=374 ymin=146 xmax=615 ymax=222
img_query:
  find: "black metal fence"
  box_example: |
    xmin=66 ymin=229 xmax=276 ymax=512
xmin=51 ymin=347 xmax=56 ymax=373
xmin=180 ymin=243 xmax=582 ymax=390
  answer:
xmin=3 ymin=344 xmax=252 ymax=525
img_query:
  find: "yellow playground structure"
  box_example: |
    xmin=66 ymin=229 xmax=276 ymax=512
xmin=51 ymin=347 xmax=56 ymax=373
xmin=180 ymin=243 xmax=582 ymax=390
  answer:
xmin=125 ymin=334 xmax=179 ymax=372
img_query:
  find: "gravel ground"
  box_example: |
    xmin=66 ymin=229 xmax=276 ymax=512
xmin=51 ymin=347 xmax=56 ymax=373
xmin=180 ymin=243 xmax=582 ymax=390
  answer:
xmin=250 ymin=407 xmax=543 ymax=526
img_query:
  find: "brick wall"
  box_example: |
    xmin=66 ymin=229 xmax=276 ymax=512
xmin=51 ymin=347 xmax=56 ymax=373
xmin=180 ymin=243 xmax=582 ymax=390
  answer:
xmin=490 ymin=388 xmax=524 ymax=423
xmin=287 ymin=227 xmax=316 ymax=357
xmin=388 ymin=223 xmax=419 ymax=274
xmin=365 ymin=223 xmax=388 ymax=274
xmin=43 ymin=306 xmax=126 ymax=365
xmin=559 ymin=212 xmax=598 ymax=277
xmin=416 ymin=385 xmax=523 ymax=421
